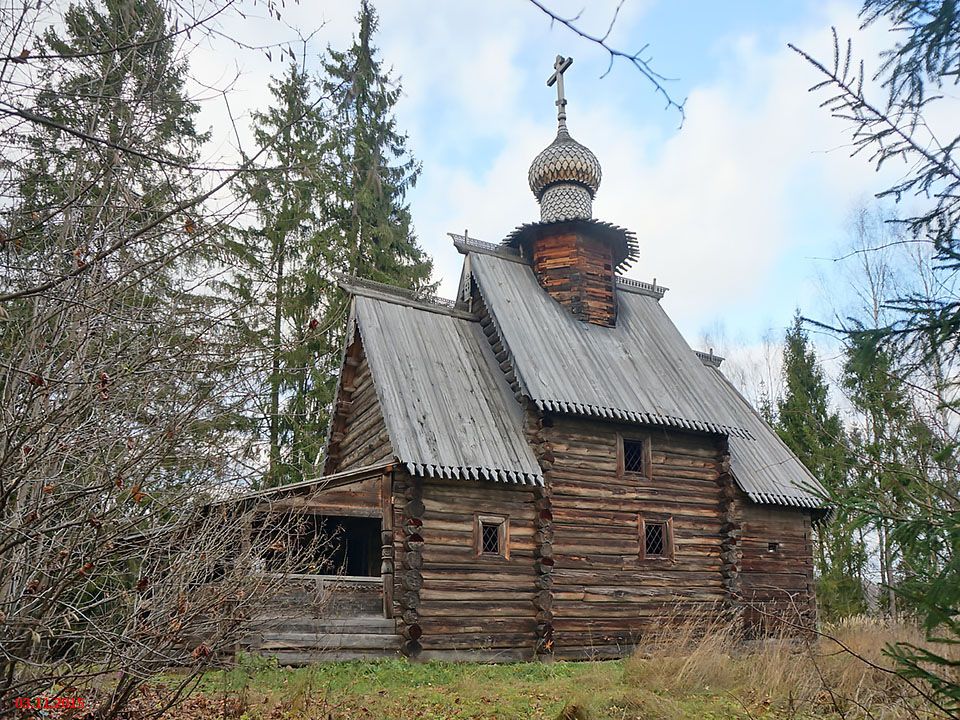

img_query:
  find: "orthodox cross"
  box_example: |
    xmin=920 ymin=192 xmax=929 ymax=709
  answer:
xmin=547 ymin=55 xmax=573 ymax=131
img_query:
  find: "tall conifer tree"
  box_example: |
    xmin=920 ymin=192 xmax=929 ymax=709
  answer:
xmin=311 ymin=0 xmax=433 ymax=471
xmin=226 ymin=63 xmax=332 ymax=487
xmin=5 ymin=0 xmax=225 ymax=492
xmin=777 ymin=313 xmax=866 ymax=618
xmin=230 ymin=3 xmax=435 ymax=486
xmin=319 ymin=0 xmax=433 ymax=287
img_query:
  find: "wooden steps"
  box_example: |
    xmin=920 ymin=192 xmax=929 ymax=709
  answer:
xmin=246 ymin=612 xmax=400 ymax=664
xmin=240 ymin=576 xmax=400 ymax=664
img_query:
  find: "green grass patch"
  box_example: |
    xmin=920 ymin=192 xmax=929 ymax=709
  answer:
xmin=154 ymin=654 xmax=830 ymax=720
xmin=148 ymin=620 xmax=942 ymax=719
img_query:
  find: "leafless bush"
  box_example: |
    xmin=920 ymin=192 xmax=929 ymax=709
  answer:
xmin=3 ymin=501 xmax=328 ymax=719
xmin=0 ymin=0 xmax=328 ymax=716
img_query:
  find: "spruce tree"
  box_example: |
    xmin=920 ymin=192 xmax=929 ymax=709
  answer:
xmin=230 ymin=1 xmax=437 ymax=487
xmin=11 ymin=0 xmax=204 ymax=283
xmin=319 ymin=0 xmax=433 ymax=288
xmin=307 ymin=0 xmax=433 ymax=475
xmin=4 ymin=0 xmax=225 ymax=493
xmin=841 ymin=330 xmax=946 ymax=617
xmin=797 ymin=5 xmax=960 ymax=701
xmin=777 ymin=313 xmax=866 ymax=619
xmin=226 ymin=63 xmax=332 ymax=487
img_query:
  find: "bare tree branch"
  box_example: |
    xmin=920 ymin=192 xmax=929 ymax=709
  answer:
xmin=527 ymin=0 xmax=686 ymax=125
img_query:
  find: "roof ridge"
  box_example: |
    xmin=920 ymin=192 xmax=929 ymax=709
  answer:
xmin=336 ymin=273 xmax=474 ymax=320
xmin=616 ymin=276 xmax=668 ymax=299
xmin=694 ymin=349 xmax=724 ymax=368
xmin=450 ymin=233 xmax=528 ymax=264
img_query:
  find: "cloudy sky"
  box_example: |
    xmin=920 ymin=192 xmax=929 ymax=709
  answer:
xmin=191 ymin=0 xmax=945 ymax=360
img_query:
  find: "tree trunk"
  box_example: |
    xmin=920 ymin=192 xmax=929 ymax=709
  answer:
xmin=268 ymin=235 xmax=285 ymax=487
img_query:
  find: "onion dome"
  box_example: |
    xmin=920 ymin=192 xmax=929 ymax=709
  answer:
xmin=526 ymin=55 xmax=602 ymax=223
xmin=527 ymin=128 xmax=602 ymax=200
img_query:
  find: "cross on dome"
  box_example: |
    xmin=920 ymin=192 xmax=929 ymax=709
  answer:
xmin=527 ymin=55 xmax=602 ymax=223
xmin=547 ymin=55 xmax=573 ymax=132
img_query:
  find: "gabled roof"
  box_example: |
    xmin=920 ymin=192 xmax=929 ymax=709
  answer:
xmin=335 ymin=249 xmax=826 ymax=509
xmin=469 ymin=252 xmax=752 ymax=438
xmin=349 ymin=290 xmax=543 ymax=486
xmin=466 ymin=250 xmax=826 ymax=509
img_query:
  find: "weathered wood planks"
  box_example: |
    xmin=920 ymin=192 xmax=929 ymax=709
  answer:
xmin=324 ymin=332 xmax=394 ymax=476
xmin=539 ymin=417 xmax=728 ymax=658
xmin=738 ymin=494 xmax=816 ymax=634
xmin=399 ymin=474 xmax=538 ymax=660
xmin=531 ymin=231 xmax=617 ymax=327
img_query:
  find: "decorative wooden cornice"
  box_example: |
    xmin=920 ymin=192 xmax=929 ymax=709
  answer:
xmin=336 ymin=273 xmax=476 ymax=321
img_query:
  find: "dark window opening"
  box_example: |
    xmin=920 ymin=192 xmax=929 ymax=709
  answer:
xmin=481 ymin=521 xmax=501 ymax=555
xmin=325 ymin=516 xmax=382 ymax=576
xmin=477 ymin=515 xmax=508 ymax=558
xmin=623 ymin=439 xmax=645 ymax=474
xmin=767 ymin=542 xmax=780 ymax=553
xmin=257 ymin=514 xmax=381 ymax=577
xmin=644 ymin=521 xmax=667 ymax=557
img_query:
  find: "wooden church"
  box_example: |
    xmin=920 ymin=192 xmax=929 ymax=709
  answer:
xmin=243 ymin=57 xmax=827 ymax=663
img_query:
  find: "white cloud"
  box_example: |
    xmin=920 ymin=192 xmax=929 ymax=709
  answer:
xmin=187 ymin=0 xmax=958 ymax=352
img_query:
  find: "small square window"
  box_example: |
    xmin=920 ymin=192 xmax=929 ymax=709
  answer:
xmin=767 ymin=542 xmax=780 ymax=553
xmin=481 ymin=522 xmax=501 ymax=554
xmin=644 ymin=521 xmax=667 ymax=556
xmin=476 ymin=515 xmax=508 ymax=558
xmin=623 ymin=439 xmax=645 ymax=474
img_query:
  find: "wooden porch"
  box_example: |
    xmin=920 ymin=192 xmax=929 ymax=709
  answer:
xmin=243 ymin=574 xmax=400 ymax=663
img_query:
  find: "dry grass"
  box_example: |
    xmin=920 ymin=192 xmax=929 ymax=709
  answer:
xmin=617 ymin=613 xmax=953 ymax=720
xmin=144 ymin=616 xmax=956 ymax=719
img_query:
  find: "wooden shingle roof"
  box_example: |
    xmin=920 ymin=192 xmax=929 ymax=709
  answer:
xmin=337 ymin=248 xmax=827 ymax=509
xmin=470 ymin=252 xmax=751 ymax=438
xmin=467 ymin=250 xmax=826 ymax=509
xmin=349 ymin=290 xmax=543 ymax=486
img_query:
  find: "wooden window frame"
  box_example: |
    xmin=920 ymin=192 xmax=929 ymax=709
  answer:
xmin=474 ymin=513 xmax=510 ymax=560
xmin=638 ymin=515 xmax=674 ymax=561
xmin=618 ymin=433 xmax=652 ymax=481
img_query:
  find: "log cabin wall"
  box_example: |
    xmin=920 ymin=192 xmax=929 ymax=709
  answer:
xmin=276 ymin=477 xmax=382 ymax=518
xmin=531 ymin=231 xmax=617 ymax=327
xmin=539 ymin=415 xmax=729 ymax=658
xmin=324 ymin=333 xmax=394 ymax=475
xmin=737 ymin=496 xmax=816 ymax=634
xmin=392 ymin=471 xmax=539 ymax=661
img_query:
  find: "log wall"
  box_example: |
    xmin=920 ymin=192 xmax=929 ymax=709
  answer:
xmin=539 ymin=416 xmax=729 ymax=658
xmin=394 ymin=472 xmax=539 ymax=661
xmin=324 ymin=333 xmax=394 ymax=475
xmin=737 ymin=495 xmax=816 ymax=634
xmin=531 ymin=232 xmax=617 ymax=327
